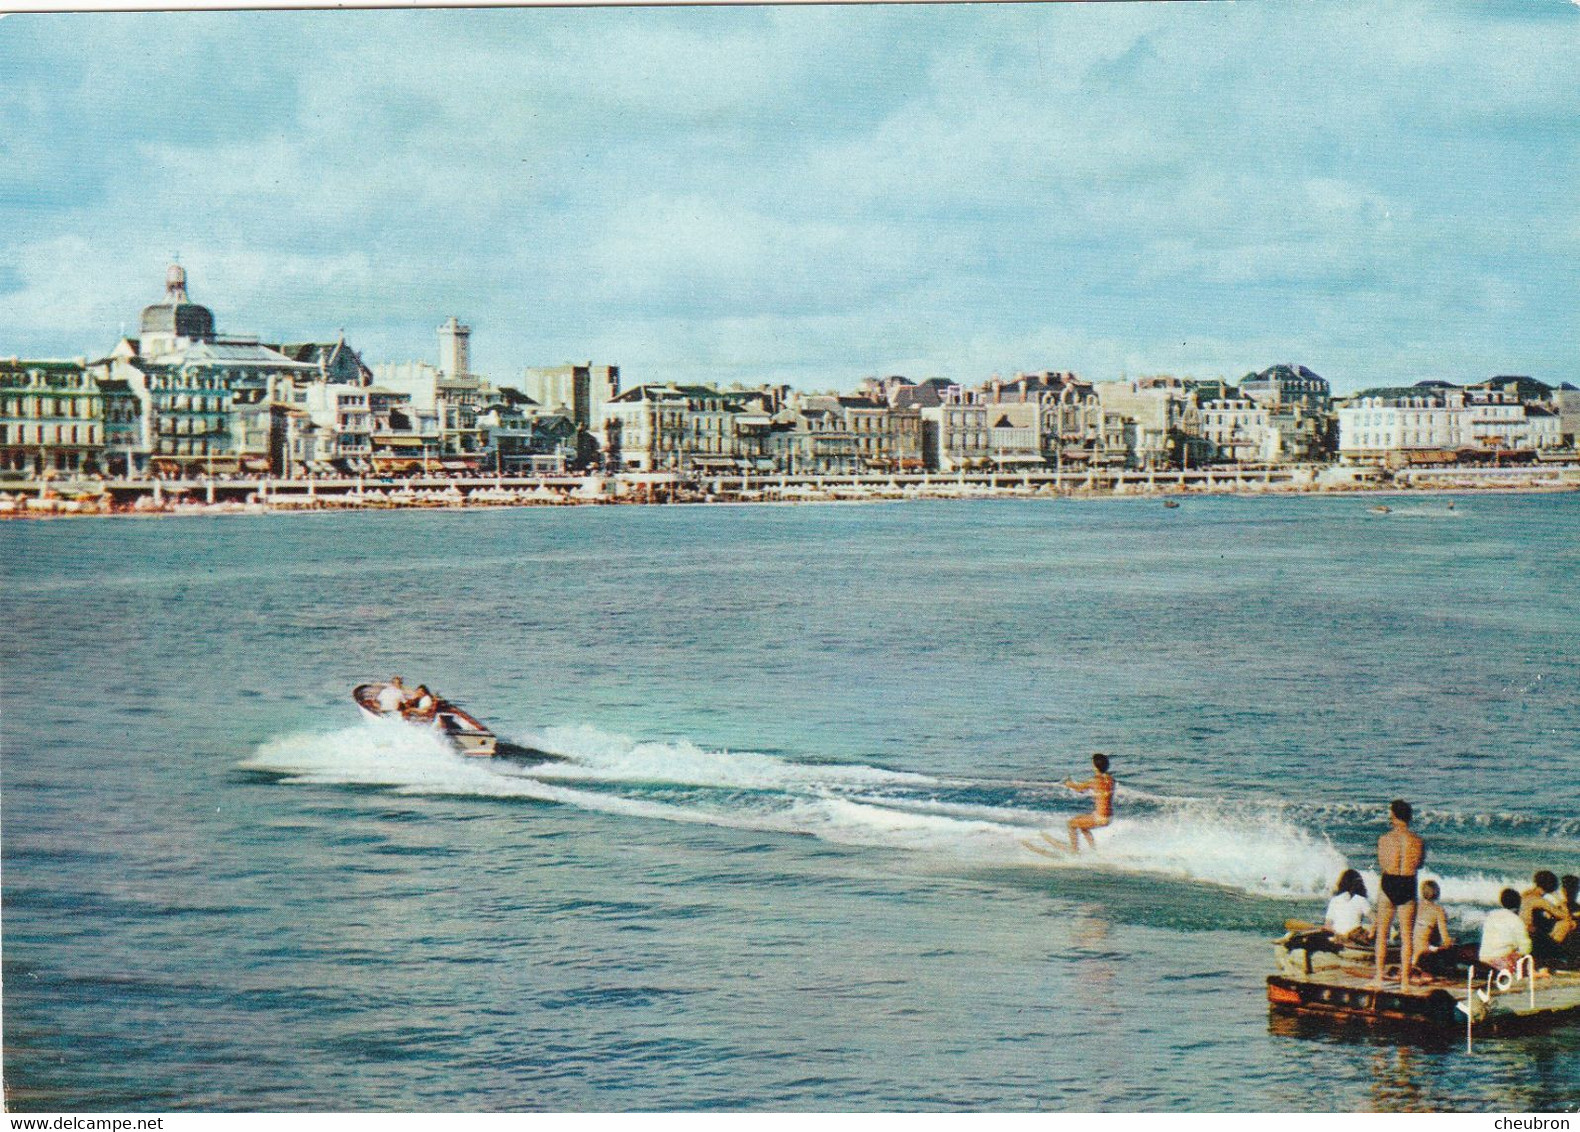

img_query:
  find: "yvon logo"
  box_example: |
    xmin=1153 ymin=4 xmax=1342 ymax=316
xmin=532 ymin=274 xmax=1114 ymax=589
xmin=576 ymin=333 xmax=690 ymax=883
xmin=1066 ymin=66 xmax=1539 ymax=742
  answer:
xmin=1456 ymin=954 xmax=1536 ymax=1052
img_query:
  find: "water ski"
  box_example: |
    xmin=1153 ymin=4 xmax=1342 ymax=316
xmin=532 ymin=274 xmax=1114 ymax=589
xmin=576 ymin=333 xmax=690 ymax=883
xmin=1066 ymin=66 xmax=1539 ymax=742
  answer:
xmin=1021 ymin=831 xmax=1072 ymax=859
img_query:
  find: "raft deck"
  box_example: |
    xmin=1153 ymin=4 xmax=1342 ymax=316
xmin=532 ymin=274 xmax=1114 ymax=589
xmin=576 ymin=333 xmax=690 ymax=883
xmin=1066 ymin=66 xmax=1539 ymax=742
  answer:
xmin=1267 ymin=964 xmax=1580 ymax=1035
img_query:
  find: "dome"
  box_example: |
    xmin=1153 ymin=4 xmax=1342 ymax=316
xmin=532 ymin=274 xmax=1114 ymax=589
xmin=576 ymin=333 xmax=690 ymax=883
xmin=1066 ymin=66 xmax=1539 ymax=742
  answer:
xmin=140 ymin=263 xmax=214 ymax=343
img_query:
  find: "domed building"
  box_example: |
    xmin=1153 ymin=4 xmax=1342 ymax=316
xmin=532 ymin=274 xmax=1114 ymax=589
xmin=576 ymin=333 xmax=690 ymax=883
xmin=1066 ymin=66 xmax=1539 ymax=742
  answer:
xmin=138 ymin=263 xmax=215 ymax=356
xmin=94 ymin=263 xmax=322 ymax=474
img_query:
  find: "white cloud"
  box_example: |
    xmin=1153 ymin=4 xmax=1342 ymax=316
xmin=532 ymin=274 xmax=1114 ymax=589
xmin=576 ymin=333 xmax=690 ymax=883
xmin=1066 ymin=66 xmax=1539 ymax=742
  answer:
xmin=1 ymin=4 xmax=1576 ymax=390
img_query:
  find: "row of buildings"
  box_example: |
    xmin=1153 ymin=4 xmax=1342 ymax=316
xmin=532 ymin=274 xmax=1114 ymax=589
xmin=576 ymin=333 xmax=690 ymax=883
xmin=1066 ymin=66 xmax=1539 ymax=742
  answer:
xmin=3 ymin=265 xmax=1576 ymax=479
xmin=598 ymin=368 xmax=1576 ymax=475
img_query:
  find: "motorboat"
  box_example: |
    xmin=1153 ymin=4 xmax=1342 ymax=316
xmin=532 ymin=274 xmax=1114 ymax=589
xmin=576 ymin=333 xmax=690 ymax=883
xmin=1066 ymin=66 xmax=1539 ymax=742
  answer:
xmin=353 ymin=682 xmax=498 ymax=757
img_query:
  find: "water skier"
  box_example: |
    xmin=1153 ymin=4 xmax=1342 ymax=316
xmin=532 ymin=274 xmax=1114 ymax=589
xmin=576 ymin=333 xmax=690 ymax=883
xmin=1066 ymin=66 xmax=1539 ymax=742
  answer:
xmin=1063 ymin=752 xmax=1115 ymax=853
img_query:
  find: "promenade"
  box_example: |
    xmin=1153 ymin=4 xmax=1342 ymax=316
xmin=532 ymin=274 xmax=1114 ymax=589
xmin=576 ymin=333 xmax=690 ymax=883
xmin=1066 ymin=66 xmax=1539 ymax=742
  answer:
xmin=4 ymin=462 xmax=1579 ymax=517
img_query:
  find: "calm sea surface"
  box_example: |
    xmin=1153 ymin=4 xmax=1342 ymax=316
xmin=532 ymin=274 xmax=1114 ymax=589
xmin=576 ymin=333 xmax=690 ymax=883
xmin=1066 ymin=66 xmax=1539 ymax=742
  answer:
xmin=3 ymin=494 xmax=1578 ymax=1111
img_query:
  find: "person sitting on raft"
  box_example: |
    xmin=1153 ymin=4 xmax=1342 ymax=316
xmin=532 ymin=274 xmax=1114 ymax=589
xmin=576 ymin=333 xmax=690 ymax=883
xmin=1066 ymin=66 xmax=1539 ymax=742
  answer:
xmin=1063 ymin=752 xmax=1114 ymax=853
xmin=1521 ymin=870 xmax=1577 ymax=966
xmin=1281 ymin=870 xmax=1370 ymax=974
xmin=1411 ymin=879 xmax=1473 ymax=979
xmin=1324 ymin=869 xmax=1373 ymax=945
xmin=1479 ymin=888 xmax=1533 ymax=974
xmin=1559 ymin=875 xmax=1580 ymax=969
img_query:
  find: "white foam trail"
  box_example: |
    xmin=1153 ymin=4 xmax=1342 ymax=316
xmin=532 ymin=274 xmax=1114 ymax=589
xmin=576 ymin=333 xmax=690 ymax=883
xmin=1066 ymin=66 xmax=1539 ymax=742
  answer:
xmin=245 ymin=721 xmax=827 ymax=832
xmin=1114 ymin=785 xmax=1580 ymax=842
xmin=1093 ymin=813 xmax=1346 ymax=897
xmin=245 ymin=720 xmax=1536 ymax=903
xmin=522 ymin=723 xmax=938 ymax=791
xmin=848 ymin=792 xmax=1054 ymax=828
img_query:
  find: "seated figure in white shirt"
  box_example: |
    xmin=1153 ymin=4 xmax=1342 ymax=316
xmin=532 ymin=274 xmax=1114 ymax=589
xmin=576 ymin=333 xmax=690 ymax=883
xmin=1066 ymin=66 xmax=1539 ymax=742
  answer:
xmin=1480 ymin=887 xmax=1533 ymax=973
xmin=375 ymin=676 xmax=408 ymax=714
xmin=1324 ymin=868 xmax=1373 ymax=944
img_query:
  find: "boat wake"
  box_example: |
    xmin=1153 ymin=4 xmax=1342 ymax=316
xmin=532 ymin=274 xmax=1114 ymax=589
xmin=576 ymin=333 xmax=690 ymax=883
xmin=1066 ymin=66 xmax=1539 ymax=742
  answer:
xmin=243 ymin=719 xmax=1546 ymax=907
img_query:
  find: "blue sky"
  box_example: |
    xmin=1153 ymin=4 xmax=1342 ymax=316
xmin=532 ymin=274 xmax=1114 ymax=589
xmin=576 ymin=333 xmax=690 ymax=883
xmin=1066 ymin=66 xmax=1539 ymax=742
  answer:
xmin=2 ymin=3 xmax=1576 ymax=392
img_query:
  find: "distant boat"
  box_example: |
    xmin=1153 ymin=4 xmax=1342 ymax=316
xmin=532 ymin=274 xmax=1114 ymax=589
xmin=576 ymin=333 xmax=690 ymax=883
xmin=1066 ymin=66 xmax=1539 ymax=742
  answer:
xmin=1370 ymin=505 xmax=1392 ymax=514
xmin=353 ymin=682 xmax=498 ymax=757
xmin=1163 ymin=499 xmax=1181 ymax=509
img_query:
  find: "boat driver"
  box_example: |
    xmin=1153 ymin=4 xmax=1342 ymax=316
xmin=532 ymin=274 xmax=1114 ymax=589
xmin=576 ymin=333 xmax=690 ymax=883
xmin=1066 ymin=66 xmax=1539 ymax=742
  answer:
xmin=376 ymin=676 xmax=408 ymax=714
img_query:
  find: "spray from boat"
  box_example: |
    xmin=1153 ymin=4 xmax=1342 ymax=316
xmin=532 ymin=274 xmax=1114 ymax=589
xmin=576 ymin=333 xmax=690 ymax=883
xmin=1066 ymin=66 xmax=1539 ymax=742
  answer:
xmin=242 ymin=718 xmax=1556 ymax=908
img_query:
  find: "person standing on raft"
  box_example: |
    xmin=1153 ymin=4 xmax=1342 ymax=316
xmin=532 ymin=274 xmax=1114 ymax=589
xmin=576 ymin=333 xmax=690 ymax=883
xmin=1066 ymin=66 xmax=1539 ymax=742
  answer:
xmin=1374 ymin=798 xmax=1427 ymax=990
xmin=1064 ymin=753 xmax=1115 ymax=853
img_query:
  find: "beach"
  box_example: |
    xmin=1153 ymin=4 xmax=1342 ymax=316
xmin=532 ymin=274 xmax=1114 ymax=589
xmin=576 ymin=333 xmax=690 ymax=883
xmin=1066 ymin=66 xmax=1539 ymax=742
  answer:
xmin=3 ymin=461 xmax=1578 ymax=519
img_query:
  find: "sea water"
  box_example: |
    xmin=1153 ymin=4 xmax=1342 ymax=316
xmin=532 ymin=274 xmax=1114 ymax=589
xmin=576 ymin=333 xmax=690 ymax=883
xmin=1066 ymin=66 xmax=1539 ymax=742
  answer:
xmin=2 ymin=494 xmax=1577 ymax=1111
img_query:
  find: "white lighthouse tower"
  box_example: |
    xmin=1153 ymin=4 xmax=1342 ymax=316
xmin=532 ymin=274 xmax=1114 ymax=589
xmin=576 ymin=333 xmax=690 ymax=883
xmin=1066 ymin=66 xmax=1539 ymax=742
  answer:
xmin=437 ymin=316 xmax=471 ymax=378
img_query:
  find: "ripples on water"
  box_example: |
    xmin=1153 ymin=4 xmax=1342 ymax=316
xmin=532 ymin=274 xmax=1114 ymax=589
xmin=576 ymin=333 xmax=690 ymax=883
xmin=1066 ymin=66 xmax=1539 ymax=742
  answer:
xmin=3 ymin=495 xmax=1578 ymax=1110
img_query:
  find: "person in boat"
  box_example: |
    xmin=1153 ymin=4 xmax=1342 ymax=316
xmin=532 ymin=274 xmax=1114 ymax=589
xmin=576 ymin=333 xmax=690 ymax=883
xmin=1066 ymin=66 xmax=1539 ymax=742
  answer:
xmin=1374 ymin=799 xmax=1426 ymax=990
xmin=1479 ymin=887 xmax=1533 ymax=974
xmin=1521 ymin=870 xmax=1577 ymax=966
xmin=403 ymin=685 xmax=437 ymax=723
xmin=1064 ymin=752 xmax=1114 ymax=853
xmin=375 ymin=676 xmax=409 ymax=715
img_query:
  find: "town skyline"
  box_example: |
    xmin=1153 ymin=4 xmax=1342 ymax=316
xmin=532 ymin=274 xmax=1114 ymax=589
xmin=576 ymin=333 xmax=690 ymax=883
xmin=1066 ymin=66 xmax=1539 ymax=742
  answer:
xmin=3 ymin=257 xmax=1570 ymax=401
xmin=4 ymin=4 xmax=1578 ymax=392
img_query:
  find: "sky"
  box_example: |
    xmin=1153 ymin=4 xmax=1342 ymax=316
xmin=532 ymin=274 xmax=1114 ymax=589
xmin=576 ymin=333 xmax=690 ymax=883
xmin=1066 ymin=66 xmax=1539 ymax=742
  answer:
xmin=2 ymin=3 xmax=1577 ymax=393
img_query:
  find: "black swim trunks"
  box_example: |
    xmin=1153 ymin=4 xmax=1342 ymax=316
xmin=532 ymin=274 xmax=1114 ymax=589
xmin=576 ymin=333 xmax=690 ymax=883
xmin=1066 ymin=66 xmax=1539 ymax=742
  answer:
xmin=1381 ymin=872 xmax=1418 ymax=905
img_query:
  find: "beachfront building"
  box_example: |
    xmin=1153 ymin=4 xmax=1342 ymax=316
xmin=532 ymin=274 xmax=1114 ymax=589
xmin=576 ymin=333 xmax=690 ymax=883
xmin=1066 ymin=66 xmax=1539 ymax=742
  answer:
xmin=103 ymin=338 xmax=319 ymax=475
xmin=97 ymin=378 xmax=143 ymax=476
xmin=1197 ymin=397 xmax=1271 ymax=463
xmin=372 ymin=360 xmax=486 ymax=466
xmin=983 ymin=401 xmax=1042 ymax=470
xmin=0 ymin=358 xmax=104 ymax=476
xmin=1093 ymin=377 xmax=1193 ymax=469
xmin=602 ymin=384 xmax=774 ymax=473
xmin=1336 ymin=381 xmax=1561 ymax=465
xmin=926 ymin=393 xmax=994 ymax=472
xmin=1239 ymin=364 xmax=1331 ymax=413
xmin=89 ymin=264 xmax=369 ymax=474
xmin=1552 ymin=383 xmax=1580 ymax=449
xmin=1337 ymin=385 xmax=1471 ymax=464
xmin=1463 ymin=379 xmax=1563 ymax=453
xmin=476 ymin=388 xmax=579 ymax=474
xmin=914 ymin=372 xmax=1115 ymax=473
xmin=366 ymin=386 xmax=441 ymax=472
xmin=297 ymin=383 xmax=374 ymax=471
xmin=517 ymin=364 xmax=621 ymax=433
xmin=772 ymin=395 xmax=859 ymax=475
xmin=369 ymin=316 xmax=506 ymax=466
xmin=604 ymin=384 xmax=786 ymax=473
xmin=987 ymin=371 xmax=1111 ymax=470
xmin=840 ymin=397 xmax=925 ymax=472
